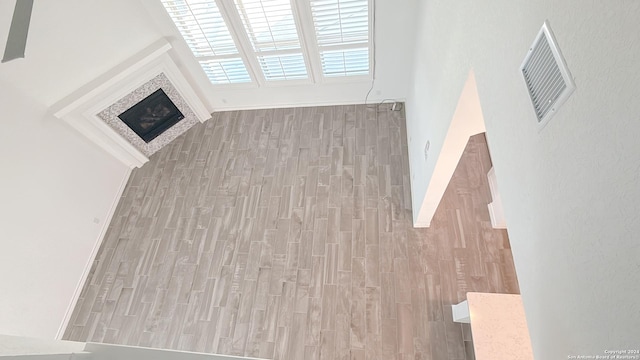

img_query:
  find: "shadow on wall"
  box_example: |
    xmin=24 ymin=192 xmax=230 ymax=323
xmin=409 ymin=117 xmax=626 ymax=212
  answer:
xmin=415 ymin=70 xmax=486 ymax=227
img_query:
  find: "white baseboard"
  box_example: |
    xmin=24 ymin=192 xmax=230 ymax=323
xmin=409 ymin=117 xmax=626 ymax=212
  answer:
xmin=210 ymin=97 xmax=408 ymax=112
xmin=487 ymin=167 xmax=507 ymax=229
xmin=55 ymin=169 xmax=132 ymax=340
xmin=488 ymin=201 xmax=507 ymax=229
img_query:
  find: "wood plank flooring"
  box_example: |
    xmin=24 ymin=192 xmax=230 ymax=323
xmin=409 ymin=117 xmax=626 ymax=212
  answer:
xmin=64 ymin=105 xmax=519 ymax=359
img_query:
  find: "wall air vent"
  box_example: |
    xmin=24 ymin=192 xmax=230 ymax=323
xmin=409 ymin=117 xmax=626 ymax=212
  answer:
xmin=521 ymin=20 xmax=575 ymax=129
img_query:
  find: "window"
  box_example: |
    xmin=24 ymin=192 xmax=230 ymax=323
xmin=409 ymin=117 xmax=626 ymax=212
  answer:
xmin=161 ymin=0 xmax=252 ymax=84
xmin=161 ymin=0 xmax=371 ymax=85
xmin=321 ymin=47 xmax=369 ymax=77
xmin=258 ymin=53 xmax=308 ymax=80
xmin=234 ymin=0 xmax=308 ymax=80
xmin=310 ymin=0 xmax=370 ymax=77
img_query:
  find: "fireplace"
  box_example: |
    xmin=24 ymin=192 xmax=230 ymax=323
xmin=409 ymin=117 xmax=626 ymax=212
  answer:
xmin=53 ymin=41 xmax=211 ymax=168
xmin=117 ymin=88 xmax=184 ymax=143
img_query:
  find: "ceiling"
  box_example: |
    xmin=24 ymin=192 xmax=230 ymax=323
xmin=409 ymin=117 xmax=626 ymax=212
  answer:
xmin=0 ymin=0 xmax=162 ymax=106
xmin=0 ymin=0 xmax=418 ymax=112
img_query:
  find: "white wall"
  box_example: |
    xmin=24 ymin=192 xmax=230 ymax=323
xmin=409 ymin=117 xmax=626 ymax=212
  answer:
xmin=0 ymin=336 xmax=258 ymax=360
xmin=0 ymin=0 xmax=163 ymax=338
xmin=140 ymin=0 xmax=419 ymax=111
xmin=0 ymin=335 xmax=86 ymax=357
xmin=412 ymin=72 xmax=485 ymax=226
xmin=86 ymin=343 xmax=260 ymax=360
xmin=0 ymin=78 xmax=130 ymax=339
xmin=406 ymin=0 xmax=640 ymax=358
xmin=0 ymin=0 xmax=162 ymax=106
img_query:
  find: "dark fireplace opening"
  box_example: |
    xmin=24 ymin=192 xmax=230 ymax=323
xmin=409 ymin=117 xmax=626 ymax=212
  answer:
xmin=118 ymin=88 xmax=184 ymax=143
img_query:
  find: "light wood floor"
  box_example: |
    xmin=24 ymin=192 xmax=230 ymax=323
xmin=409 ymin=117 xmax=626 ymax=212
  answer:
xmin=64 ymin=105 xmax=519 ymax=360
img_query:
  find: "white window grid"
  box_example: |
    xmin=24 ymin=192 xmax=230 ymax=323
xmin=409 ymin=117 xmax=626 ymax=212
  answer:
xmin=161 ymin=0 xmax=373 ymax=86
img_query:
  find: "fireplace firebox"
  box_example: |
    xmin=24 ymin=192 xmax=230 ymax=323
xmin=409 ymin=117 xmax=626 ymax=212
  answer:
xmin=117 ymin=88 xmax=184 ymax=143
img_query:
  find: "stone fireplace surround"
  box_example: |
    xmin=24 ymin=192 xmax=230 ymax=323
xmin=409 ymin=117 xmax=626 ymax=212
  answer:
xmin=53 ymin=40 xmax=210 ymax=168
xmin=97 ymin=72 xmax=197 ymax=158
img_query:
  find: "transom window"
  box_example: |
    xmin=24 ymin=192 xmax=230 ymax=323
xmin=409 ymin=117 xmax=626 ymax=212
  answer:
xmin=161 ymin=0 xmax=371 ymax=85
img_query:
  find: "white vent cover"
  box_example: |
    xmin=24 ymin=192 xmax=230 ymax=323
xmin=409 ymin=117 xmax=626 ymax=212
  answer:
xmin=521 ymin=20 xmax=575 ymax=129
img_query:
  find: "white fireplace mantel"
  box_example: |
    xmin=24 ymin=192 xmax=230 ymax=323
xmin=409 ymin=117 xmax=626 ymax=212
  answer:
xmin=52 ymin=39 xmax=211 ymax=168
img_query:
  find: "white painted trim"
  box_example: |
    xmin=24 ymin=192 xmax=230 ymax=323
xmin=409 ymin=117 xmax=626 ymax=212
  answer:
xmin=414 ymin=71 xmax=485 ymax=227
xmin=55 ymin=169 xmax=132 ymax=340
xmin=157 ymin=0 xmax=372 ymax=88
xmin=217 ymin=0 xmax=266 ymax=86
xmin=259 ymin=77 xmax=313 ymax=87
xmin=137 ymin=1 xmax=217 ymax=111
xmin=487 ymin=167 xmax=507 ymax=229
xmin=452 ymin=300 xmax=471 ymax=323
xmin=0 ymin=335 xmax=88 ymax=357
xmin=209 ymin=72 xmax=372 ymax=88
xmin=318 ymin=43 xmax=370 ymax=53
xmin=85 ymin=342 xmax=265 ymax=360
xmin=161 ymin=58 xmax=211 ymax=123
xmin=368 ymin=0 xmax=375 ymax=81
xmin=295 ymin=0 xmax=323 ymax=84
xmin=209 ymin=82 xmax=259 ymax=90
xmin=321 ymin=74 xmax=372 ymax=84
xmin=52 ymin=40 xmax=210 ymax=168
xmin=210 ymin=96 xmax=407 ymax=112
xmin=76 ymin=51 xmax=210 ymax=125
xmin=64 ymin=113 xmax=148 ymax=168
xmin=51 ymin=40 xmax=172 ymax=119
xmin=488 ymin=202 xmax=507 ymax=229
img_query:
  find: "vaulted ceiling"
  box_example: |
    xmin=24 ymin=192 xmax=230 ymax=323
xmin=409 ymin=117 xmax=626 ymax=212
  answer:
xmin=0 ymin=0 xmax=418 ymax=111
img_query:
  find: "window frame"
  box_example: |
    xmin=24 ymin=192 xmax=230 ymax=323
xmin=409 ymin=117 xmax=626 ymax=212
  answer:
xmin=161 ymin=0 xmax=373 ymax=87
